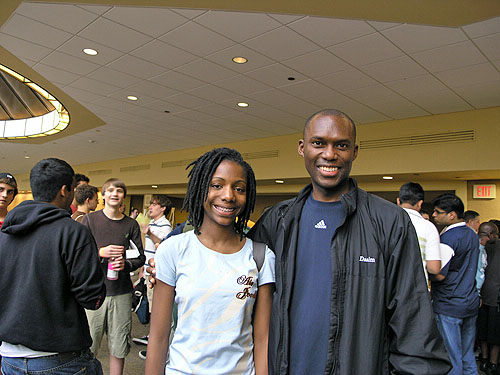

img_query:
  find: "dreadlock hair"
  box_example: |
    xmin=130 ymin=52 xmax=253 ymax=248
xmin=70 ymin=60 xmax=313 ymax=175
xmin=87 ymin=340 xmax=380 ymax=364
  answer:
xmin=182 ymin=147 xmax=256 ymax=238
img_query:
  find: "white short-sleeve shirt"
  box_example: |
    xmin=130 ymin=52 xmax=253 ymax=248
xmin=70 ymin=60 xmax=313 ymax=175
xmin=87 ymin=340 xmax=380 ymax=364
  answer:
xmin=155 ymin=230 xmax=275 ymax=375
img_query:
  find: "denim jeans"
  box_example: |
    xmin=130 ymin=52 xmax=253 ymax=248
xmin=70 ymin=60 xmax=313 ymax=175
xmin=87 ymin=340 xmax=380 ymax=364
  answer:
xmin=435 ymin=312 xmax=477 ymax=375
xmin=1 ymin=349 xmax=103 ymax=375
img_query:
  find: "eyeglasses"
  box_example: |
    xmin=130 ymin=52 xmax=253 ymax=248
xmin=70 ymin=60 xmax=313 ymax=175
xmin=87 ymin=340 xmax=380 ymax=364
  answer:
xmin=433 ymin=209 xmax=447 ymax=215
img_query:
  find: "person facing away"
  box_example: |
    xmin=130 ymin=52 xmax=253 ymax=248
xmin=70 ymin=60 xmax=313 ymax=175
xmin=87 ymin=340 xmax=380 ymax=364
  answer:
xmin=248 ymin=109 xmax=451 ymax=374
xmin=477 ymin=222 xmax=500 ymax=374
xmin=71 ymin=184 xmax=99 ymax=223
xmin=397 ymin=182 xmax=442 ymax=284
xmin=145 ymin=148 xmax=275 ymax=375
xmin=0 ymin=158 xmax=106 ymax=374
xmin=71 ymin=173 xmax=90 ymax=213
xmin=431 ymin=193 xmax=480 ymax=375
xmin=81 ymin=178 xmax=145 ymax=375
xmin=0 ymin=172 xmax=18 ymax=228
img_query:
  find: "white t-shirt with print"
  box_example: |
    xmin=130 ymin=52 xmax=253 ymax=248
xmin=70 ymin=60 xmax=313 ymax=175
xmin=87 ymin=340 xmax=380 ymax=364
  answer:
xmin=155 ymin=230 xmax=275 ymax=375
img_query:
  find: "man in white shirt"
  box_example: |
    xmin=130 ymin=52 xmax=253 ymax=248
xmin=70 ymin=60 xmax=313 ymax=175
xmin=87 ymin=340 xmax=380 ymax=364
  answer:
xmin=134 ymin=194 xmax=173 ymax=355
xmin=397 ymin=182 xmax=441 ymax=283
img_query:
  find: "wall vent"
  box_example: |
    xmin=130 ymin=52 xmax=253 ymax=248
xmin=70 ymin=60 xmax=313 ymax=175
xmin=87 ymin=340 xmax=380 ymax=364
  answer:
xmin=360 ymin=130 xmax=474 ymax=150
xmin=242 ymin=150 xmax=279 ymax=160
xmin=120 ymin=164 xmax=150 ymax=173
xmin=161 ymin=159 xmax=196 ymax=168
xmin=89 ymin=168 xmax=112 ymax=176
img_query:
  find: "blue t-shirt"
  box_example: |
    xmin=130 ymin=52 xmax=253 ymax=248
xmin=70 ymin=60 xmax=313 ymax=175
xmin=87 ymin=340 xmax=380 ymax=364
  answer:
xmin=289 ymin=194 xmax=345 ymax=375
xmin=431 ymin=222 xmax=480 ymax=318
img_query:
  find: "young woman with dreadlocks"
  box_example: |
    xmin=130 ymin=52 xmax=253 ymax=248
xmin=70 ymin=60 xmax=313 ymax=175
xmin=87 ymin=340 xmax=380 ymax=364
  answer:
xmin=146 ymin=148 xmax=275 ymax=375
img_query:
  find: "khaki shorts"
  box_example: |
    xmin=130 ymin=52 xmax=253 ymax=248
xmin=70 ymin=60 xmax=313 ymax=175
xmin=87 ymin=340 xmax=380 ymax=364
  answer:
xmin=86 ymin=293 xmax=132 ymax=358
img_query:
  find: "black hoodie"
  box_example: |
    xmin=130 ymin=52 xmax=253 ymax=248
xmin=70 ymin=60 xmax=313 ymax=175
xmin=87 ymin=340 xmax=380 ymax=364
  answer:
xmin=0 ymin=200 xmax=106 ymax=352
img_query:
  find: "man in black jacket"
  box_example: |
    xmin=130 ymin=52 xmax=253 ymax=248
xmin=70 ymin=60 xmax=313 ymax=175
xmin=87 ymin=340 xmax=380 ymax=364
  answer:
xmin=248 ymin=109 xmax=451 ymax=374
xmin=0 ymin=158 xmax=106 ymax=374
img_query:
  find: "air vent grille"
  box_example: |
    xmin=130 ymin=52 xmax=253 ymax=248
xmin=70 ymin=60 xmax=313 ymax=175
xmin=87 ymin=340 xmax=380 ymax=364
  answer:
xmin=360 ymin=130 xmax=474 ymax=150
xmin=161 ymin=159 xmax=196 ymax=168
xmin=120 ymin=164 xmax=150 ymax=173
xmin=88 ymin=169 xmax=112 ymax=176
xmin=242 ymin=150 xmax=279 ymax=160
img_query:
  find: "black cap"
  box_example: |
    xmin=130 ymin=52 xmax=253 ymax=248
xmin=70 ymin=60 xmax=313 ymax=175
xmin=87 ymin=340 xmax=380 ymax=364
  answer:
xmin=0 ymin=172 xmax=18 ymax=198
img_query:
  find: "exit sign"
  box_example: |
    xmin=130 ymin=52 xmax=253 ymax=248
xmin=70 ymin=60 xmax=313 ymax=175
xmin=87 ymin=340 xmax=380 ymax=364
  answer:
xmin=473 ymin=184 xmax=496 ymax=199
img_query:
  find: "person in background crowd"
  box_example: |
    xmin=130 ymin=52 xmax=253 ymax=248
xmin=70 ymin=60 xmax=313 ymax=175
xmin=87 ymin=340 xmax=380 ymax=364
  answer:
xmin=0 ymin=158 xmax=105 ymax=374
xmin=71 ymin=184 xmax=99 ymax=223
xmin=431 ymin=194 xmax=480 ymax=375
xmin=477 ymin=222 xmax=500 ymax=375
xmin=465 ymin=210 xmax=481 ymax=233
xmin=420 ymin=208 xmax=431 ymax=221
xmin=70 ymin=173 xmax=90 ymax=214
xmin=0 ymin=173 xmax=17 ymax=228
xmin=130 ymin=207 xmax=139 ymax=219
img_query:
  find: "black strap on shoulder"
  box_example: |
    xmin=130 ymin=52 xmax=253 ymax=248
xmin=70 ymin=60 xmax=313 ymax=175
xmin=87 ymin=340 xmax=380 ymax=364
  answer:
xmin=253 ymin=241 xmax=266 ymax=272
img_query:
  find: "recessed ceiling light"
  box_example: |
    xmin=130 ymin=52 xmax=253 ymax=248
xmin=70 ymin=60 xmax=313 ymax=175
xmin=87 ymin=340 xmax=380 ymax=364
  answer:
xmin=83 ymin=48 xmax=98 ymax=56
xmin=24 ymin=155 xmax=30 ymax=159
xmin=88 ymin=139 xmax=95 ymax=143
xmin=232 ymin=56 xmax=248 ymax=64
xmin=152 ymin=185 xmax=158 ymax=188
xmin=127 ymin=95 xmax=138 ymax=101
xmin=164 ymin=110 xmax=170 ymax=113
xmin=382 ymin=176 xmax=393 ymax=180
xmin=288 ymin=77 xmax=295 ymax=81
xmin=275 ymin=180 xmax=284 ymax=184
xmin=237 ymin=102 xmax=249 ymax=108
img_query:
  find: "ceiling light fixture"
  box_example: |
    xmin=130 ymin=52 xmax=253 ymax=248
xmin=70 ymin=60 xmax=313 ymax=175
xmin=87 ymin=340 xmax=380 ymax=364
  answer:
xmin=237 ymin=102 xmax=249 ymax=108
xmin=232 ymin=56 xmax=248 ymax=64
xmin=152 ymin=185 xmax=158 ymax=188
xmin=382 ymin=176 xmax=393 ymax=180
xmin=127 ymin=95 xmax=138 ymax=101
xmin=275 ymin=180 xmax=284 ymax=184
xmin=24 ymin=155 xmax=30 ymax=159
xmin=83 ymin=48 xmax=98 ymax=56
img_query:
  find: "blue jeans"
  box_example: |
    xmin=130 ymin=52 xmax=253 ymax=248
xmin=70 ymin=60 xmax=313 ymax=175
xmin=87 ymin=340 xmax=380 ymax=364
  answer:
xmin=435 ymin=312 xmax=477 ymax=375
xmin=1 ymin=349 xmax=103 ymax=375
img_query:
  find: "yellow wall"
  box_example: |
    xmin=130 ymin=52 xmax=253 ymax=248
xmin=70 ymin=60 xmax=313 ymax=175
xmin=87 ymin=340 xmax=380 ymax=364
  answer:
xmin=467 ymin=180 xmax=500 ymax=221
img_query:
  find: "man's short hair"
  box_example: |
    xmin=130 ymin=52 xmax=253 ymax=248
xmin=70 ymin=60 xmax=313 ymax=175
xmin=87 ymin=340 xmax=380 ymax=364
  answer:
xmin=0 ymin=172 xmax=18 ymax=198
xmin=30 ymin=158 xmax=74 ymax=202
xmin=398 ymin=182 xmax=424 ymax=206
xmin=102 ymin=178 xmax=127 ymax=197
xmin=151 ymin=194 xmax=173 ymax=217
xmin=432 ymin=193 xmax=464 ymax=219
xmin=75 ymin=173 xmax=89 ymax=185
xmin=304 ymin=109 xmax=357 ymax=140
xmin=75 ymin=184 xmax=98 ymax=206
xmin=463 ymin=210 xmax=480 ymax=223
xmin=489 ymin=220 xmax=500 ymax=233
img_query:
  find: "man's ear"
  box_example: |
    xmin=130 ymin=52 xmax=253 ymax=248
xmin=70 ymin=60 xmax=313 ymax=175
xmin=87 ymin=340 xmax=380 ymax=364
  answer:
xmin=60 ymin=185 xmax=70 ymax=197
xmin=396 ymin=198 xmax=401 ymax=206
xmin=298 ymin=139 xmax=304 ymax=157
xmin=416 ymin=200 xmax=423 ymax=210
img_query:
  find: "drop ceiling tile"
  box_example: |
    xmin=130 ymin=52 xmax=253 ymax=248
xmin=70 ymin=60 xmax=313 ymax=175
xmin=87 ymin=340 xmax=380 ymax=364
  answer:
xmin=196 ymin=103 xmax=240 ymax=117
xmin=382 ymin=24 xmax=467 ymax=54
xmin=386 ymin=74 xmax=447 ymax=96
xmin=103 ymin=7 xmax=187 ymax=38
xmin=175 ymin=59 xmax=238 ymax=83
xmin=360 ymin=56 xmax=427 ymax=82
xmin=107 ymin=54 xmax=166 ymax=80
xmin=435 ymin=63 xmax=500 ymax=88
xmin=214 ymin=74 xmax=271 ymax=95
xmin=412 ymin=40 xmax=486 ymax=73
xmin=344 ymin=84 xmax=400 ymax=104
xmin=40 ymin=51 xmax=100 ymax=75
xmin=0 ymin=33 xmax=51 ymax=62
xmin=279 ymin=79 xmax=336 ymax=100
xmin=15 ymin=3 xmax=99 ymax=34
xmin=244 ymin=26 xmax=319 ymax=61
xmin=92 ymin=96 xmax=140 ymax=112
xmin=130 ymin=39 xmax=197 ymax=69
xmin=455 ymin=81 xmax=500 ymax=108
xmin=159 ymin=21 xmax=235 ymax=57
xmin=164 ymin=93 xmax=211 ymax=108
xmin=1 ymin=14 xmax=72 ymax=49
xmin=328 ymin=33 xmax=403 ymax=66
xmin=278 ymin=101 xmax=323 ymax=117
xmin=154 ymin=70 xmax=206 ymax=91
xmin=126 ymin=81 xmax=178 ymax=100
xmin=474 ymin=33 xmax=500 ymax=61
xmin=249 ymin=89 xmax=308 ymax=107
xmin=140 ymin=99 xmax=188 ymax=114
xmin=319 ymin=68 xmax=378 ymax=92
xmin=282 ymin=49 xmax=351 ymax=78
xmin=205 ymin=45 xmax=275 ymax=73
xmin=57 ymin=36 xmax=124 ymax=65
xmin=63 ymin=86 xmax=101 ymax=104
xmin=33 ymin=63 xmax=81 ymax=86
xmin=175 ymin=110 xmax=217 ymax=123
xmin=368 ymin=98 xmax=430 ymax=119
xmin=76 ymin=4 xmax=111 ymax=15
xmin=404 ymin=89 xmax=473 ymax=114
xmin=195 ymin=10 xmax=281 ymax=42
xmin=187 ymin=84 xmax=235 ymax=102
xmin=245 ymin=63 xmax=307 ymax=87
xmin=67 ymin=76 xmax=121 ymax=96
xmin=228 ymin=102 xmax=304 ymax=126
xmin=79 ymin=17 xmax=153 ymax=53
xmin=366 ymin=21 xmax=401 ymax=31
xmin=87 ymin=67 xmax=142 ymax=88
xmin=268 ymin=14 xmax=305 ymax=24
xmin=462 ymin=16 xmax=500 ymax=38
xmin=171 ymin=9 xmax=207 ymax=19
xmin=288 ymin=16 xmax=374 ymax=47
xmin=493 ymin=60 xmax=500 ymax=70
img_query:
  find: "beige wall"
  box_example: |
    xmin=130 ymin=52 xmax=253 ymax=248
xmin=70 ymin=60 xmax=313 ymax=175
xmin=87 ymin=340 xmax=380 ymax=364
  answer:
xmin=467 ymin=180 xmax=500 ymax=221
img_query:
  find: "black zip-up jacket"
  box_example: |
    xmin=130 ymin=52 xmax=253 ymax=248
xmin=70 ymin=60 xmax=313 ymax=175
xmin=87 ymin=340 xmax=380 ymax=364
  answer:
xmin=248 ymin=180 xmax=451 ymax=375
xmin=0 ymin=200 xmax=106 ymax=352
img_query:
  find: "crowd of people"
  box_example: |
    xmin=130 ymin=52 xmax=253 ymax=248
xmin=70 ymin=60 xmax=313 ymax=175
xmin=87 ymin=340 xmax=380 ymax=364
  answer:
xmin=0 ymin=108 xmax=498 ymax=375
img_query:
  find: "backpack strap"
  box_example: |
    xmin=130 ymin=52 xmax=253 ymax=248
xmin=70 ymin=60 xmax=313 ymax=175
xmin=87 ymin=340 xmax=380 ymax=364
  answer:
xmin=253 ymin=241 xmax=266 ymax=272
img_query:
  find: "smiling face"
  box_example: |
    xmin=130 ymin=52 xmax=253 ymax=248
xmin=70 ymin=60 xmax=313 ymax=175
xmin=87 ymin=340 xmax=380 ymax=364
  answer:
xmin=202 ymin=160 xmax=247 ymax=230
xmin=103 ymin=184 xmax=125 ymax=209
xmin=298 ymin=114 xmax=358 ymax=202
xmin=0 ymin=182 xmax=16 ymax=211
